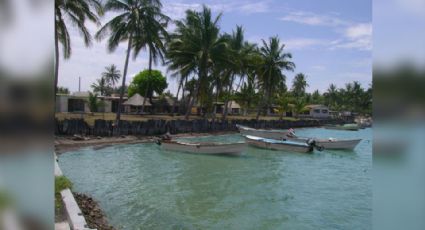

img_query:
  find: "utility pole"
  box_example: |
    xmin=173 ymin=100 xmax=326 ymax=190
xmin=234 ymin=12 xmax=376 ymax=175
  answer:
xmin=78 ymin=76 xmax=81 ymax=92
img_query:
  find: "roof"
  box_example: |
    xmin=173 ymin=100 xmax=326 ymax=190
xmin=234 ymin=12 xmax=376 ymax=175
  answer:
xmin=227 ymin=100 xmax=241 ymax=109
xmin=152 ymin=96 xmax=176 ymax=105
xmin=72 ymin=91 xmax=90 ymax=97
xmin=123 ymin=93 xmax=151 ymax=106
xmin=305 ymin=104 xmax=328 ymax=109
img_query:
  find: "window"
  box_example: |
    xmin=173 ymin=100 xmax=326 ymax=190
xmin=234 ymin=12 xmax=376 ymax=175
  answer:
xmin=314 ymin=109 xmax=321 ymax=113
xmin=322 ymin=109 xmax=328 ymax=113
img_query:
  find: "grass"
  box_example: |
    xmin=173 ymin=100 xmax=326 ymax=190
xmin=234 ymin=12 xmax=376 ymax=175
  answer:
xmin=55 ymin=176 xmax=73 ymax=210
xmin=55 ymin=112 xmax=299 ymax=126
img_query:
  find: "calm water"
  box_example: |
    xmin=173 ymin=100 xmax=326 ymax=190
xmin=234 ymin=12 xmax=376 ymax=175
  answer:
xmin=59 ymin=128 xmax=372 ymax=230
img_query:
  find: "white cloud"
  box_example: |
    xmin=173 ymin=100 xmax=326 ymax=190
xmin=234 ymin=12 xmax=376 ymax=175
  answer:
xmin=332 ymin=23 xmax=372 ymax=51
xmin=163 ymin=0 xmax=270 ymax=20
xmin=280 ymin=11 xmax=347 ymax=27
xmin=279 ymin=10 xmax=372 ymax=51
xmin=284 ymin=38 xmax=328 ymax=50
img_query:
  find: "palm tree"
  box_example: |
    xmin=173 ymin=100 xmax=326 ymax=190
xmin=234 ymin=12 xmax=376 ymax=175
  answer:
xmin=55 ymin=0 xmax=103 ymax=98
xmin=293 ymin=97 xmax=306 ymax=118
xmin=167 ymin=6 xmax=229 ymax=119
xmin=222 ymin=26 xmax=256 ymax=120
xmin=91 ymin=77 xmax=107 ymax=96
xmin=255 ymin=36 xmax=295 ymax=120
xmin=102 ymin=64 xmax=121 ymax=88
xmin=96 ymin=0 xmax=164 ymax=124
xmin=291 ymin=73 xmax=308 ymax=98
xmin=324 ymin=83 xmax=338 ymax=109
xmin=132 ymin=2 xmax=169 ymax=113
xmin=234 ymin=73 xmax=258 ymax=115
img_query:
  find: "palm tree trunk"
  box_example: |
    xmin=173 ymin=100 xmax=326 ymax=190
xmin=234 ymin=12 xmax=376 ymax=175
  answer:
xmin=54 ymin=25 xmax=59 ymax=107
xmin=222 ymin=74 xmax=234 ymax=120
xmin=255 ymin=93 xmax=265 ymax=120
xmin=185 ymin=79 xmax=201 ymax=119
xmin=116 ymin=34 xmax=133 ymax=125
xmin=141 ymin=50 xmax=152 ymax=114
xmin=172 ymin=76 xmax=183 ymax=115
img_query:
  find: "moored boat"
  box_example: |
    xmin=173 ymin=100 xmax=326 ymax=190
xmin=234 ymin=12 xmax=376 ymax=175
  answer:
xmin=157 ymin=139 xmax=246 ymax=156
xmin=324 ymin=124 xmax=360 ymax=131
xmin=244 ymin=135 xmax=315 ymax=153
xmin=236 ymin=124 xmax=289 ymax=139
xmin=288 ymin=137 xmax=362 ymax=150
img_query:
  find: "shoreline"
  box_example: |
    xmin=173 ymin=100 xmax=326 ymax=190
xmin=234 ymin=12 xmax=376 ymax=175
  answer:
xmin=55 ymin=131 xmax=238 ymax=154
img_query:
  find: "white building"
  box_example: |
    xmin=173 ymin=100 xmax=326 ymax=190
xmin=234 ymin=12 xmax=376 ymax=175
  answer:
xmin=304 ymin=104 xmax=330 ymax=118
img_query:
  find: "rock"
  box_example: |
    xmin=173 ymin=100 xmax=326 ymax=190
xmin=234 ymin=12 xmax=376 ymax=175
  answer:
xmin=72 ymin=134 xmax=85 ymax=141
xmin=73 ymin=192 xmax=116 ymax=230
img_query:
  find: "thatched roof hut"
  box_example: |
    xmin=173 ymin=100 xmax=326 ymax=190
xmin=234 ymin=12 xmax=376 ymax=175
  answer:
xmin=123 ymin=93 xmax=151 ymax=107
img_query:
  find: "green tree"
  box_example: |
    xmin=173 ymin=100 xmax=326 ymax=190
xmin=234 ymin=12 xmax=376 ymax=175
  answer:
xmin=87 ymin=92 xmax=99 ymax=112
xmin=127 ymin=69 xmax=168 ymax=104
xmin=55 ymin=0 xmax=103 ymax=98
xmin=324 ymin=83 xmax=338 ymax=110
xmin=293 ymin=97 xmax=306 ymax=118
xmin=132 ymin=2 xmax=169 ymax=113
xmin=91 ymin=77 xmax=109 ymax=96
xmin=57 ymin=86 xmax=70 ymax=94
xmin=291 ymin=73 xmax=308 ymax=98
xmin=102 ymin=64 xmax=121 ymax=87
xmin=222 ymin=26 xmax=257 ymax=120
xmin=234 ymin=74 xmax=258 ymax=115
xmin=311 ymin=89 xmax=323 ymax=104
xmin=96 ymin=0 xmax=165 ymax=124
xmin=276 ymin=91 xmax=294 ymax=120
xmin=166 ymin=6 xmax=229 ymax=119
xmin=256 ymin=36 xmax=295 ymax=120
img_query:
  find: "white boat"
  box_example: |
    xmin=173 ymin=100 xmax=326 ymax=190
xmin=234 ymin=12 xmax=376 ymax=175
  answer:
xmin=244 ymin=135 xmax=314 ymax=153
xmin=158 ymin=140 xmax=246 ymax=156
xmin=236 ymin=124 xmax=289 ymax=139
xmin=324 ymin=124 xmax=360 ymax=131
xmin=288 ymin=137 xmax=362 ymax=150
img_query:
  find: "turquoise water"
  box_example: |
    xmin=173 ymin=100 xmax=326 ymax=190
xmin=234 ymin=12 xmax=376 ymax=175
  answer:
xmin=59 ymin=128 xmax=372 ymax=229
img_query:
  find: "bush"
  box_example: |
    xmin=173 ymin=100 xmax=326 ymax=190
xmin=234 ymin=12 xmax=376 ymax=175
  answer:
xmin=55 ymin=176 xmax=73 ymax=211
xmin=55 ymin=176 xmax=73 ymax=194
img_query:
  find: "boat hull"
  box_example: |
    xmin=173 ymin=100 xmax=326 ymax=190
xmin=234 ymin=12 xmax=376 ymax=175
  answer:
xmin=245 ymin=135 xmax=313 ymax=153
xmin=161 ymin=141 xmax=246 ymax=156
xmin=288 ymin=137 xmax=362 ymax=150
xmin=316 ymin=139 xmax=361 ymax=150
xmin=324 ymin=124 xmax=359 ymax=131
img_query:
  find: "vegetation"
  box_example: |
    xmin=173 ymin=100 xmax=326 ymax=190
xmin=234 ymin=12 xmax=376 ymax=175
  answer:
xmin=54 ymin=0 xmax=103 ymax=96
xmin=96 ymin=0 xmax=168 ymax=124
xmin=57 ymin=86 xmax=70 ymax=94
xmin=102 ymin=64 xmax=121 ymax=88
xmin=55 ymin=176 xmax=73 ymax=210
xmin=56 ymin=2 xmax=372 ymax=119
xmin=127 ymin=69 xmax=168 ymax=104
xmin=87 ymin=92 xmax=106 ymax=112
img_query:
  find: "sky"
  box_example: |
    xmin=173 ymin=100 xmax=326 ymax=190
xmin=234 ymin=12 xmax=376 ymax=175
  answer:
xmin=58 ymin=0 xmax=372 ymax=94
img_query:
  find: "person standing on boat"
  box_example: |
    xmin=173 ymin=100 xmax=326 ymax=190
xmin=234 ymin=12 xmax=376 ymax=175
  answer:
xmin=287 ymin=128 xmax=296 ymax=138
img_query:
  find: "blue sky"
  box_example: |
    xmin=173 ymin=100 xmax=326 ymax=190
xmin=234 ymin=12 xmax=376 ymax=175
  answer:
xmin=58 ymin=0 xmax=372 ymax=94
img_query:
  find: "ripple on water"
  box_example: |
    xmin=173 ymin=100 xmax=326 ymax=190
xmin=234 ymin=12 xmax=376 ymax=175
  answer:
xmin=59 ymin=128 xmax=372 ymax=230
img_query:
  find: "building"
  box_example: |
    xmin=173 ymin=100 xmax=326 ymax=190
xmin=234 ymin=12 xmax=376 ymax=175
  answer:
xmin=56 ymin=92 xmax=127 ymax=113
xmin=227 ymin=100 xmax=241 ymax=115
xmin=122 ymin=93 xmax=151 ymax=114
xmin=303 ymin=104 xmax=330 ymax=118
xmin=56 ymin=92 xmax=90 ymax=113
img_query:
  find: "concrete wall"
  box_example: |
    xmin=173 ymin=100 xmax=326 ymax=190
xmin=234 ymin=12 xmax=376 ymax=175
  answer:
xmin=55 ymin=118 xmax=348 ymax=136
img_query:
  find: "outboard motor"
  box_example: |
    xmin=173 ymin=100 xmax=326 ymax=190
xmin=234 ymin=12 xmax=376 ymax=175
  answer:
xmin=306 ymin=138 xmax=324 ymax=151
